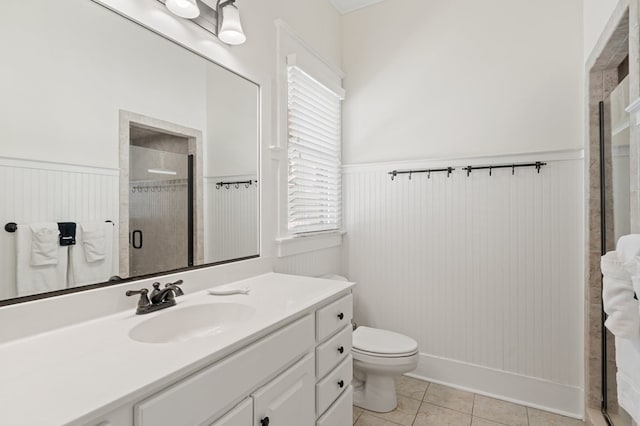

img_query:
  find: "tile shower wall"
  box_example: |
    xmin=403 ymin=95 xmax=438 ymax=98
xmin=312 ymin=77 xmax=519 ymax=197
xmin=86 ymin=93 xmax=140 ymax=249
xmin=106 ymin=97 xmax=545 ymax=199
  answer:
xmin=0 ymin=158 xmax=119 ymax=300
xmin=343 ymin=152 xmax=584 ymax=416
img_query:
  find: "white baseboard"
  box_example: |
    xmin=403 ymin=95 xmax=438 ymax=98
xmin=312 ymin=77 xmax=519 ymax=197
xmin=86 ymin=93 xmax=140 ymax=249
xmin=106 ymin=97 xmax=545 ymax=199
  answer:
xmin=408 ymin=353 xmax=584 ymax=420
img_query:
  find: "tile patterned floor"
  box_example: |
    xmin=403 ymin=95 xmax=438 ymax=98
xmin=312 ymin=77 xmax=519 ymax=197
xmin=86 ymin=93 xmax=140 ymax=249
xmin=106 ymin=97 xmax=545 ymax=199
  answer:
xmin=352 ymin=376 xmax=584 ymax=426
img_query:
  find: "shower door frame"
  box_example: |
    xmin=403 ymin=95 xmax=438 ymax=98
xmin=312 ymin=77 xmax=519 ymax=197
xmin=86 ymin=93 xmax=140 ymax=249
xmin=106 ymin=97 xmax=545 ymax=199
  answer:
xmin=118 ymin=110 xmax=204 ymax=279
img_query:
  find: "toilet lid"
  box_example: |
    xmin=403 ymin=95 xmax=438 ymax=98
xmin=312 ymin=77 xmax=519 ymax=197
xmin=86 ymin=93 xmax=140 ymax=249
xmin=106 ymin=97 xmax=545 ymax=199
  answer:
xmin=353 ymin=326 xmax=418 ymax=355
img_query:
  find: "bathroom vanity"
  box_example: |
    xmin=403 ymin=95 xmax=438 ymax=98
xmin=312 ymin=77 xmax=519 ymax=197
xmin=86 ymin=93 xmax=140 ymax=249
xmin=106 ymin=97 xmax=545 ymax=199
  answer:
xmin=0 ymin=273 xmax=354 ymax=426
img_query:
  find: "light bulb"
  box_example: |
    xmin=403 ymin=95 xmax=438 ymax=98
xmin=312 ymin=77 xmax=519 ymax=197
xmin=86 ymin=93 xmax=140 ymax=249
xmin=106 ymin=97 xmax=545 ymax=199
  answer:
xmin=166 ymin=0 xmax=200 ymax=19
xmin=218 ymin=3 xmax=246 ymax=45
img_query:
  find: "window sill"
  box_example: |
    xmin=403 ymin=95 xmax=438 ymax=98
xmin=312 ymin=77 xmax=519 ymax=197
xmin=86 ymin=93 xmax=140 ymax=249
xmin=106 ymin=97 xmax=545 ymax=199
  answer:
xmin=275 ymin=231 xmax=345 ymax=257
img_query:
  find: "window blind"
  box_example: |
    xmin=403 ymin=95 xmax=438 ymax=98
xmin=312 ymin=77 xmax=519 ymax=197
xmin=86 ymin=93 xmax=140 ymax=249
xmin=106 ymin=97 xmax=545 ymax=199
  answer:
xmin=287 ymin=66 xmax=342 ymax=234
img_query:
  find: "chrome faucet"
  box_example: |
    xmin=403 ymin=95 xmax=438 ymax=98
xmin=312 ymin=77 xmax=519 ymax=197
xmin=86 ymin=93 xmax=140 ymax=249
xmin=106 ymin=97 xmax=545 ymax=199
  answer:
xmin=126 ymin=279 xmax=184 ymax=315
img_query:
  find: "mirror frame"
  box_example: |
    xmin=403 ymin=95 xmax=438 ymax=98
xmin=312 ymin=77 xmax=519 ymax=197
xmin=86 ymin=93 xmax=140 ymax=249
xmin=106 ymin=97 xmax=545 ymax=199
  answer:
xmin=0 ymin=0 xmax=261 ymax=307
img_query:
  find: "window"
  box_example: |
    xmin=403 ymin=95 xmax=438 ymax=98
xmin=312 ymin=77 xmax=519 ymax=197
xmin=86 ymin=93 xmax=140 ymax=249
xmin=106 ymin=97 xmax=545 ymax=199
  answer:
xmin=287 ymin=65 xmax=343 ymax=235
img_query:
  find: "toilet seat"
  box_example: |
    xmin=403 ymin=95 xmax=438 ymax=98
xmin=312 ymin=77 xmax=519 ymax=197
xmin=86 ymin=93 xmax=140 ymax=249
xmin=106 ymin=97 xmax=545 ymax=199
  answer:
xmin=353 ymin=326 xmax=418 ymax=356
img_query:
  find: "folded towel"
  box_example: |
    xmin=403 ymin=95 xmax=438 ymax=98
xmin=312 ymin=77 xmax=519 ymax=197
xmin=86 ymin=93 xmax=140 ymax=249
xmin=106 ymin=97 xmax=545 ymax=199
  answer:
xmin=601 ymin=251 xmax=640 ymax=338
xmin=81 ymin=223 xmax=106 ymax=262
xmin=68 ymin=222 xmax=114 ymax=287
xmin=17 ymin=223 xmax=68 ymax=296
xmin=29 ymin=224 xmax=59 ymax=266
xmin=57 ymin=222 xmax=76 ymax=246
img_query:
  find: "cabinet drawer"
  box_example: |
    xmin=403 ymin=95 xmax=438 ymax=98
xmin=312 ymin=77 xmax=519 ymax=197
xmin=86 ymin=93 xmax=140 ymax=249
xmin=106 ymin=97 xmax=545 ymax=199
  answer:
xmin=134 ymin=314 xmax=314 ymax=426
xmin=210 ymin=398 xmax=252 ymax=426
xmin=252 ymin=354 xmax=315 ymax=426
xmin=316 ymin=386 xmax=353 ymax=426
xmin=316 ymin=355 xmax=352 ymax=416
xmin=316 ymin=325 xmax=352 ymax=379
xmin=316 ymin=294 xmax=352 ymax=342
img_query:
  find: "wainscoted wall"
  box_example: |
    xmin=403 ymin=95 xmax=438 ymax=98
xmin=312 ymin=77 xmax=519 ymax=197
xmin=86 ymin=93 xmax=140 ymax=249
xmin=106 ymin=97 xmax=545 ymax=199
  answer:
xmin=343 ymin=150 xmax=585 ymax=417
xmin=0 ymin=157 xmax=119 ymax=300
xmin=204 ymin=176 xmax=259 ymax=264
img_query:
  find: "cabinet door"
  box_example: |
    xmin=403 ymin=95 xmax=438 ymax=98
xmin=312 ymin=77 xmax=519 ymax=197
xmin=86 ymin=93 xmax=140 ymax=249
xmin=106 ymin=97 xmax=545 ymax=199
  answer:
xmin=210 ymin=398 xmax=252 ymax=426
xmin=252 ymin=354 xmax=315 ymax=426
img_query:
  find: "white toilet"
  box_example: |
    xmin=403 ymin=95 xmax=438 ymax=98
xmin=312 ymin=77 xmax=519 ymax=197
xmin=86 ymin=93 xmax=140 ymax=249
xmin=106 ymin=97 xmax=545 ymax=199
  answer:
xmin=319 ymin=274 xmax=419 ymax=413
xmin=352 ymin=326 xmax=419 ymax=412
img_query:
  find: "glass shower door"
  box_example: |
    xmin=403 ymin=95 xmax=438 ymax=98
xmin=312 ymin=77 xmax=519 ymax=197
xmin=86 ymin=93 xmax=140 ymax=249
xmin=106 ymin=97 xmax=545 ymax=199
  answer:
xmin=129 ymin=146 xmax=190 ymax=277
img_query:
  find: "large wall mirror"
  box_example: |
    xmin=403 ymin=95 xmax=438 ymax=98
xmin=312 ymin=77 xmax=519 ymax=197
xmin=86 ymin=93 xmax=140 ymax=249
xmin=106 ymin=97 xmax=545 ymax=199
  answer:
xmin=0 ymin=0 xmax=260 ymax=305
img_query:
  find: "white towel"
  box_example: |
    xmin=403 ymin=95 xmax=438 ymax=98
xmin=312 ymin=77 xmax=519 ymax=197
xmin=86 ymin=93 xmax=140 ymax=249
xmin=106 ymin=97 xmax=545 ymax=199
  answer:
xmin=616 ymin=234 xmax=640 ymax=264
xmin=16 ymin=223 xmax=68 ymax=297
xmin=68 ymin=222 xmax=114 ymax=287
xmin=29 ymin=224 xmax=59 ymax=266
xmin=601 ymin=251 xmax=640 ymax=338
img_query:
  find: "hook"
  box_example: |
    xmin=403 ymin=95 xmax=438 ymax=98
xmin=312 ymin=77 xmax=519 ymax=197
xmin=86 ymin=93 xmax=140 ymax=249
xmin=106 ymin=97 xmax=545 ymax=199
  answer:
xmin=536 ymin=161 xmax=542 ymax=174
xmin=447 ymin=167 xmax=453 ymax=178
xmin=245 ymin=182 xmax=250 ymax=188
xmin=391 ymin=171 xmax=397 ymax=181
xmin=409 ymin=171 xmax=412 ymax=180
xmin=235 ymin=183 xmax=240 ymax=189
xmin=466 ymin=167 xmax=471 ymax=177
xmin=427 ymin=170 xmax=431 ymax=179
xmin=216 ymin=184 xmax=221 ymax=190
xmin=489 ymin=166 xmax=492 ymax=177
xmin=512 ymin=165 xmax=515 ymax=175
xmin=225 ymin=183 xmax=230 ymax=189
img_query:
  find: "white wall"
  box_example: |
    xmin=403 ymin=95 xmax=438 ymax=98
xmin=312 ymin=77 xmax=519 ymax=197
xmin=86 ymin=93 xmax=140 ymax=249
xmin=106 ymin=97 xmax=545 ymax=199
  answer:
xmin=341 ymin=0 xmax=584 ymax=164
xmin=0 ymin=0 xmax=207 ymax=170
xmin=343 ymin=151 xmax=585 ymax=416
xmin=583 ymin=0 xmax=621 ymax=61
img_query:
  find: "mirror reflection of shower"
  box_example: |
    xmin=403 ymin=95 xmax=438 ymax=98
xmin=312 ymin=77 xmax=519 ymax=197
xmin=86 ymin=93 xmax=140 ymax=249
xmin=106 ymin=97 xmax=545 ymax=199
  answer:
xmin=129 ymin=126 xmax=193 ymax=277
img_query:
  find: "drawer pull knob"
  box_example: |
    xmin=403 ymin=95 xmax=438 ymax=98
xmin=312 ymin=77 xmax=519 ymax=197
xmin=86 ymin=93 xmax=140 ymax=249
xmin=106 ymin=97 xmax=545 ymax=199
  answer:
xmin=338 ymin=379 xmax=345 ymax=388
xmin=337 ymin=312 xmax=344 ymax=320
xmin=338 ymin=346 xmax=344 ymax=354
xmin=261 ymin=417 xmax=270 ymax=426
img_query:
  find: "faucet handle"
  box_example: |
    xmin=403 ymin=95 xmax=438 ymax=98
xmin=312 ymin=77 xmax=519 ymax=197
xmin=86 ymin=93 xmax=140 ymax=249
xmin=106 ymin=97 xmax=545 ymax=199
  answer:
xmin=165 ymin=280 xmax=184 ymax=297
xmin=126 ymin=288 xmax=151 ymax=310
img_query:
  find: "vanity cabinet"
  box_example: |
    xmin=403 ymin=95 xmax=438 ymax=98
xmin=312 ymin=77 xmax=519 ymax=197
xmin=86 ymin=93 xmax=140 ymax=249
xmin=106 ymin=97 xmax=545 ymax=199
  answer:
xmin=313 ymin=294 xmax=353 ymax=425
xmin=81 ymin=291 xmax=353 ymax=426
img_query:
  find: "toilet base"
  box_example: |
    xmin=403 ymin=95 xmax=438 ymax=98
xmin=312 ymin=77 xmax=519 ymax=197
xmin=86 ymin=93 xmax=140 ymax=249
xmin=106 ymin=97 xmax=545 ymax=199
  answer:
xmin=352 ymin=368 xmax=398 ymax=413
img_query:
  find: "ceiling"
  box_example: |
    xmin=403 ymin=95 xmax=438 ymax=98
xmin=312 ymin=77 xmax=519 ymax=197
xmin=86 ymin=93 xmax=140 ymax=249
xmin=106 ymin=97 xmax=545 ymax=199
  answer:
xmin=328 ymin=0 xmax=386 ymax=15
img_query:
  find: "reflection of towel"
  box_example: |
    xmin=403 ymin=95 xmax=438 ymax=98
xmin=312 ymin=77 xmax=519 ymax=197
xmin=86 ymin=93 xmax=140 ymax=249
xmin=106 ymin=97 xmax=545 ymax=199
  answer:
xmin=601 ymin=251 xmax=640 ymax=338
xmin=68 ymin=223 xmax=114 ymax=287
xmin=57 ymin=222 xmax=76 ymax=246
xmin=16 ymin=223 xmax=68 ymax=296
xmin=30 ymin=224 xmax=59 ymax=266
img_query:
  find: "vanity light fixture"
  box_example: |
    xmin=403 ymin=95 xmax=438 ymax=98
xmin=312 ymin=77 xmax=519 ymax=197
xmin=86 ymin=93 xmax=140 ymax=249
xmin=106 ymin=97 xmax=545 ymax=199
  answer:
xmin=165 ymin=0 xmax=200 ymax=19
xmin=161 ymin=0 xmax=246 ymax=45
xmin=217 ymin=0 xmax=246 ymax=45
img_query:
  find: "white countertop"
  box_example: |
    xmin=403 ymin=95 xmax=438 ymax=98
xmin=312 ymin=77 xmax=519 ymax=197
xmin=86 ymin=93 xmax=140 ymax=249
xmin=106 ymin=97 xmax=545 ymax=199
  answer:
xmin=0 ymin=272 xmax=354 ymax=426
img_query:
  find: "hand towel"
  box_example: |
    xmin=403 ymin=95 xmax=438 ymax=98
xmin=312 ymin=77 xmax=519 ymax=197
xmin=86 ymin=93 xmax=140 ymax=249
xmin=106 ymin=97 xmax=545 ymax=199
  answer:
xmin=601 ymin=251 xmax=640 ymax=338
xmin=29 ymin=224 xmax=59 ymax=266
xmin=68 ymin=222 xmax=114 ymax=287
xmin=57 ymin=222 xmax=76 ymax=246
xmin=616 ymin=234 xmax=640 ymax=264
xmin=81 ymin=223 xmax=106 ymax=262
xmin=16 ymin=223 xmax=68 ymax=297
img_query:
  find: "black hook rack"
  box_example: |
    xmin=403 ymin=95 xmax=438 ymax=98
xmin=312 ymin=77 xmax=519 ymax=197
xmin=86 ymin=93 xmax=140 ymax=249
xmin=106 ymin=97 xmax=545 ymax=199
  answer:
xmin=4 ymin=220 xmax=113 ymax=233
xmin=388 ymin=167 xmax=454 ymax=180
xmin=462 ymin=161 xmax=547 ymax=177
xmin=215 ymin=179 xmax=257 ymax=190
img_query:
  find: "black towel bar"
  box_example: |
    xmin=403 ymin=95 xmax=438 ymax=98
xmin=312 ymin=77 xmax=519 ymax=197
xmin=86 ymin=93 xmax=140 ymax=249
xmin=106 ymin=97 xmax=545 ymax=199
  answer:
xmin=4 ymin=220 xmax=114 ymax=233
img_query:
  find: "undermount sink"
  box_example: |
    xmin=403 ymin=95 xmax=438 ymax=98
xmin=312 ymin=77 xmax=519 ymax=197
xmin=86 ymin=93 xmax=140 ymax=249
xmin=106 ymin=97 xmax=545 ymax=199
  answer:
xmin=129 ymin=303 xmax=255 ymax=344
